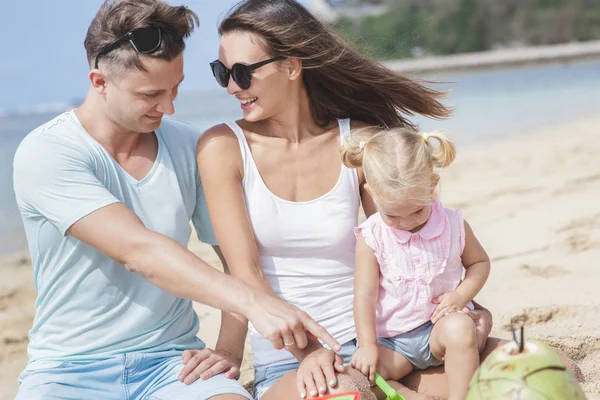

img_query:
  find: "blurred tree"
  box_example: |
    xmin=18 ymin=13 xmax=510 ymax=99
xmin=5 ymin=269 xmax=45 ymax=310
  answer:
xmin=328 ymin=0 xmax=600 ymax=59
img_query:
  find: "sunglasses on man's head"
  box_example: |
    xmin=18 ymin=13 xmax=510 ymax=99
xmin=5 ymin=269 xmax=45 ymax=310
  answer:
xmin=94 ymin=26 xmax=162 ymax=69
xmin=209 ymin=56 xmax=284 ymax=90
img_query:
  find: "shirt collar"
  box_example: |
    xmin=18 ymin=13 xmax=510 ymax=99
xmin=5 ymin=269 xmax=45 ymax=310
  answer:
xmin=388 ymin=197 xmax=446 ymax=243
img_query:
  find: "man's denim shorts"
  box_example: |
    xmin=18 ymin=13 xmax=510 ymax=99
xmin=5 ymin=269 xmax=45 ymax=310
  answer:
xmin=15 ymin=350 xmax=252 ymax=400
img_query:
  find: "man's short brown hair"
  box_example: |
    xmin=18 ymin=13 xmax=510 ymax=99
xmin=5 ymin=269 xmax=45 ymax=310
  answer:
xmin=84 ymin=0 xmax=199 ymax=71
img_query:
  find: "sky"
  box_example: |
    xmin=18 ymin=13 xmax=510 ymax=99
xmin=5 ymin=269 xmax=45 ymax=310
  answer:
xmin=0 ymin=0 xmax=309 ymax=111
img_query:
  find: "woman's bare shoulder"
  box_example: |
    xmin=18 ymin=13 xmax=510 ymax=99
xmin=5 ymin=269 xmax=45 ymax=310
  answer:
xmin=200 ymin=122 xmax=235 ymax=140
xmin=196 ymin=122 xmax=244 ymax=174
xmin=197 ymin=122 xmax=240 ymax=151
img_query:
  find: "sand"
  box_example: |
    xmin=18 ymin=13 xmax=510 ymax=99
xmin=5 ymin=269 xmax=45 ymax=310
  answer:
xmin=1 ymin=115 xmax=599 ymax=399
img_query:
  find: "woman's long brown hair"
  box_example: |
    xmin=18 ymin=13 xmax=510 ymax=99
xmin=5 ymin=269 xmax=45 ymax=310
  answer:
xmin=219 ymin=0 xmax=452 ymax=129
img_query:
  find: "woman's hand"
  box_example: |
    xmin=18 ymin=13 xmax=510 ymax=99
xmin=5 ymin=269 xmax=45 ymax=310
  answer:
xmin=246 ymin=293 xmax=341 ymax=353
xmin=461 ymin=306 xmax=493 ymax=353
xmin=178 ymin=348 xmax=242 ymax=385
xmin=296 ymin=347 xmax=345 ymax=398
xmin=349 ymin=344 xmax=379 ymax=384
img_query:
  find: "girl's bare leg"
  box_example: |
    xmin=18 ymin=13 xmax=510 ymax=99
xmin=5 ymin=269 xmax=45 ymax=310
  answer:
xmin=372 ymin=344 xmax=430 ymax=400
xmin=429 ymin=313 xmax=479 ymax=400
xmin=377 ymin=343 xmax=414 ymax=381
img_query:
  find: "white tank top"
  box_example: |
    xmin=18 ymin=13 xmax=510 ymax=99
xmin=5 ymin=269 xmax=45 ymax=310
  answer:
xmin=226 ymin=119 xmax=360 ymax=367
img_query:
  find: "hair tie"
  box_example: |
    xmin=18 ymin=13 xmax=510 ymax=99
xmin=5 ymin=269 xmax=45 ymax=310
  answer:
xmin=359 ymin=140 xmax=365 ymax=150
xmin=422 ymin=132 xmax=430 ymax=142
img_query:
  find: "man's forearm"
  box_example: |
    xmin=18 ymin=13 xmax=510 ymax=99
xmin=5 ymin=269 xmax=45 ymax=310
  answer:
xmin=125 ymin=231 xmax=255 ymax=317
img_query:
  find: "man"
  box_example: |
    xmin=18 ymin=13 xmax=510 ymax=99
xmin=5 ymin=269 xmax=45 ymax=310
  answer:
xmin=12 ymin=1 xmax=339 ymax=399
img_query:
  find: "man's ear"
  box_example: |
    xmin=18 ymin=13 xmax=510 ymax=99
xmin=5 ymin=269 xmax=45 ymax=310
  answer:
xmin=89 ymin=69 xmax=108 ymax=94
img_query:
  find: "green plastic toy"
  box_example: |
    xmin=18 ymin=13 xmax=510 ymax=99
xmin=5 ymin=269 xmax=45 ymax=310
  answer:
xmin=375 ymin=373 xmax=406 ymax=400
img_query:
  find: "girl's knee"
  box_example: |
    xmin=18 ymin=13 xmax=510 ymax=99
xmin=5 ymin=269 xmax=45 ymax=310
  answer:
xmin=437 ymin=313 xmax=477 ymax=347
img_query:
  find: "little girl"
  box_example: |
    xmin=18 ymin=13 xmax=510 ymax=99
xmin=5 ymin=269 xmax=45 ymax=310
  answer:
xmin=341 ymin=127 xmax=491 ymax=400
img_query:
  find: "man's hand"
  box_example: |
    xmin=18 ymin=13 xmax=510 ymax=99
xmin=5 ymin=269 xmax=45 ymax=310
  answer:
xmin=178 ymin=349 xmax=241 ymax=385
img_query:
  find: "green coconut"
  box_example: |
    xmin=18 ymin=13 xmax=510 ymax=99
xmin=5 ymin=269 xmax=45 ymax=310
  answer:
xmin=466 ymin=339 xmax=586 ymax=399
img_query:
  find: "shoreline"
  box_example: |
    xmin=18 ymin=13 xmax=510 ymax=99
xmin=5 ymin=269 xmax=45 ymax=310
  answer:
xmin=383 ymin=40 xmax=600 ymax=75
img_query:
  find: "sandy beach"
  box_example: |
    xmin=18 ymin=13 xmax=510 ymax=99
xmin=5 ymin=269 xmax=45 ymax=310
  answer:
xmin=1 ymin=115 xmax=599 ymax=399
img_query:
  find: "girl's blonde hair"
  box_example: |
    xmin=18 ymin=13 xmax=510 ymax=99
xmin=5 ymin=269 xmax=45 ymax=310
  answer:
xmin=341 ymin=127 xmax=456 ymax=205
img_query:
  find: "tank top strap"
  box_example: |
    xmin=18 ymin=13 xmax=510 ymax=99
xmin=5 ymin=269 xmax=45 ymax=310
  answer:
xmin=337 ymin=118 xmax=351 ymax=144
xmin=225 ymin=121 xmax=249 ymax=165
xmin=226 ymin=121 xmax=258 ymax=186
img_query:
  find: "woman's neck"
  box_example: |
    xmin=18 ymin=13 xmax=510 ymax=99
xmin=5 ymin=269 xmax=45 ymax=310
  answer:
xmin=257 ymin=84 xmax=335 ymax=143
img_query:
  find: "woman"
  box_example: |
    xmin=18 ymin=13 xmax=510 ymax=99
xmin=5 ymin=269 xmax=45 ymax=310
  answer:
xmin=184 ymin=1 xmax=579 ymax=399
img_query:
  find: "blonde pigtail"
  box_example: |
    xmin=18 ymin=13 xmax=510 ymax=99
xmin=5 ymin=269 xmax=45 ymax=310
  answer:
xmin=341 ymin=138 xmax=366 ymax=168
xmin=423 ymin=131 xmax=456 ymax=168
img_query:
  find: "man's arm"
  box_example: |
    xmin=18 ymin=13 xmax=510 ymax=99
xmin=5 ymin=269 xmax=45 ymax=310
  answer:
xmin=67 ymin=202 xmax=256 ymax=316
xmin=67 ymin=202 xmax=340 ymax=353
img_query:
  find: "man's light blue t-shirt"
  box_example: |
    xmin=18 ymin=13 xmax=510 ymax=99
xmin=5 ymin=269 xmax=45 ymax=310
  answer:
xmin=13 ymin=112 xmax=217 ymax=370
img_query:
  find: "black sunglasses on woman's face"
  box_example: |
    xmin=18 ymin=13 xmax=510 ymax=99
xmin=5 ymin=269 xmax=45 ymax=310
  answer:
xmin=209 ymin=56 xmax=284 ymax=90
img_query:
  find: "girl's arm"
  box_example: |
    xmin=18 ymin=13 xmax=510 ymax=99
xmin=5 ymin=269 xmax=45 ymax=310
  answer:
xmin=456 ymin=220 xmax=491 ymax=305
xmin=353 ymin=232 xmax=380 ymax=346
xmin=431 ymin=220 xmax=491 ymax=323
xmin=350 ymin=232 xmax=382 ymax=383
